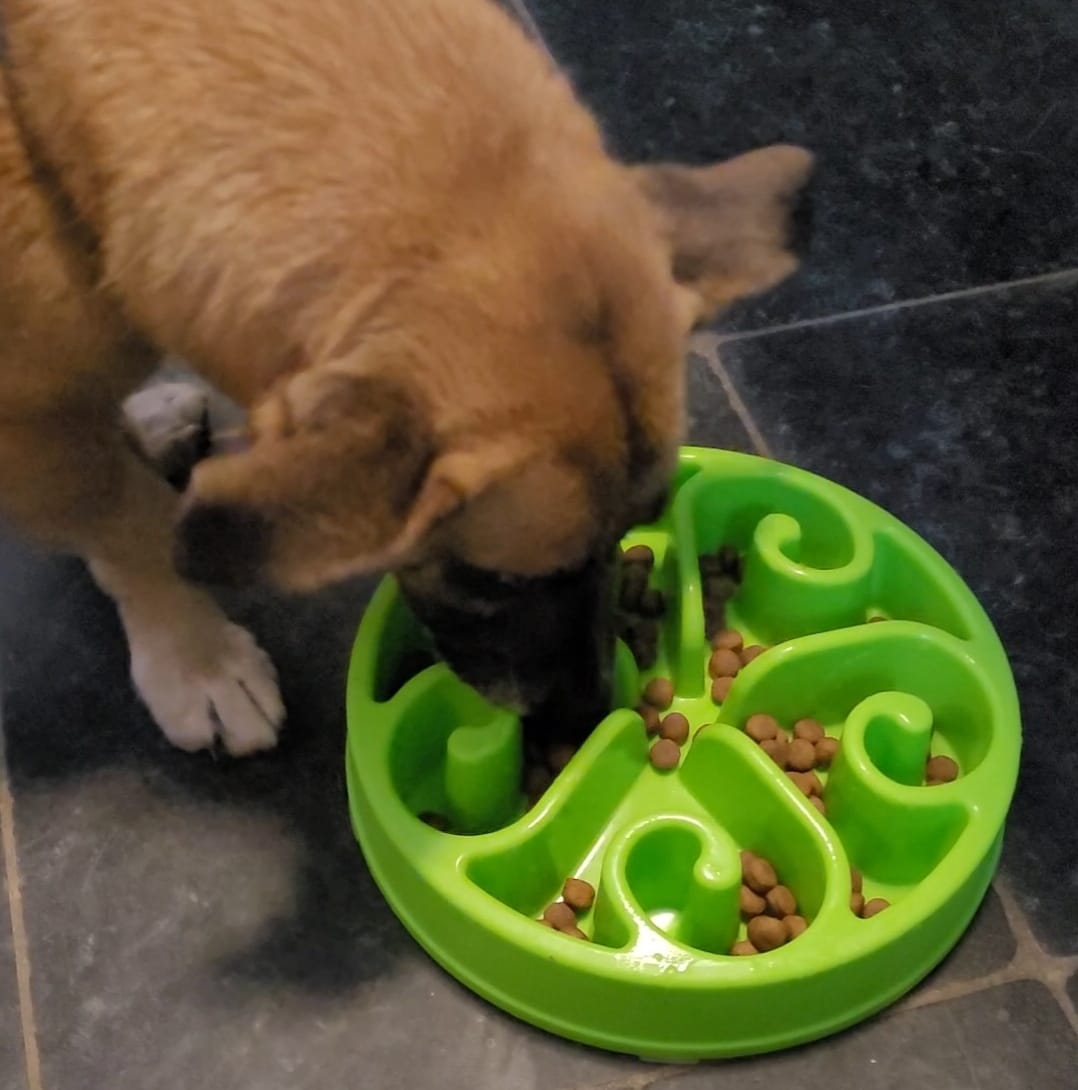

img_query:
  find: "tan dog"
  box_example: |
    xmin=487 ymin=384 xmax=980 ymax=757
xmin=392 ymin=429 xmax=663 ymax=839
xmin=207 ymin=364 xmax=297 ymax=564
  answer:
xmin=0 ymin=0 xmax=811 ymax=753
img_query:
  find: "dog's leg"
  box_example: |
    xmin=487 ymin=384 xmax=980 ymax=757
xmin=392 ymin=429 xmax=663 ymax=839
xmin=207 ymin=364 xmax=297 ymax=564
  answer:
xmin=0 ymin=408 xmax=285 ymax=755
xmin=122 ymin=380 xmax=212 ymax=490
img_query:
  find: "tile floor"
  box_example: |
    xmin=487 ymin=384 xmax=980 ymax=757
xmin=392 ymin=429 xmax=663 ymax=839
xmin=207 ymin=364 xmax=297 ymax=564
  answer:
xmin=2 ymin=1 xmax=1077 ymax=1088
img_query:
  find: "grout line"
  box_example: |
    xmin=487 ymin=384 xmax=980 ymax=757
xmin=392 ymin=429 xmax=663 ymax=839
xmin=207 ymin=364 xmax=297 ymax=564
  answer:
xmin=0 ymin=726 xmax=44 ymax=1090
xmin=503 ymin=0 xmax=556 ymax=60
xmin=564 ymin=1068 xmax=690 ymax=1090
xmin=693 ymin=339 xmax=774 ymax=459
xmin=699 ymin=267 xmax=1078 ymax=347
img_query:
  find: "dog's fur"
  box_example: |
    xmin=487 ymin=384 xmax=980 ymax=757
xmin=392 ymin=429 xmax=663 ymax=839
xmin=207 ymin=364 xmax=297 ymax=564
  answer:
xmin=0 ymin=0 xmax=812 ymax=752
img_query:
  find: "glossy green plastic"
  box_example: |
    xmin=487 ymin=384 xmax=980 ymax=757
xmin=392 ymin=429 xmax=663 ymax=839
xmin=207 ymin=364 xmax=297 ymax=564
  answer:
xmin=345 ymin=448 xmax=1021 ymax=1060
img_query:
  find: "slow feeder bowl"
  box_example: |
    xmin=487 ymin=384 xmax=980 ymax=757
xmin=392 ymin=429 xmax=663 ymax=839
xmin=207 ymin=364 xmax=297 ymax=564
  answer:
xmin=345 ymin=448 xmax=1020 ymax=1061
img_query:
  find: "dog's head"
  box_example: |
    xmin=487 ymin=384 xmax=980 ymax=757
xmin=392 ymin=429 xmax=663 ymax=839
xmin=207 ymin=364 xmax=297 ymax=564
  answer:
xmin=174 ymin=144 xmax=812 ymax=737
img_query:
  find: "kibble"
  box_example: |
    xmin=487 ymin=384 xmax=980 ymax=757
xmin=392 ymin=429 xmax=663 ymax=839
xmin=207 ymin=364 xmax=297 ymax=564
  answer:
xmin=637 ymin=703 xmax=662 ymax=736
xmin=708 ymin=647 xmax=742 ymax=679
xmin=705 ymin=574 xmax=739 ymax=601
xmin=712 ymin=628 xmax=744 ymax=652
xmin=563 ymin=878 xmax=596 ymax=912
xmin=659 ymin=712 xmax=690 ymax=746
xmin=623 ymin=544 xmax=655 ymax=568
xmin=787 ymin=738 xmax=817 ymax=772
xmin=815 ymin=737 xmax=840 ymax=768
xmin=808 ymin=795 xmax=828 ymax=816
xmin=783 ymin=915 xmax=808 ymax=940
xmin=730 ymin=940 xmax=758 ymax=957
xmin=765 ymin=885 xmax=798 ymax=919
xmin=739 ymin=884 xmax=767 ymax=918
xmin=745 ymin=713 xmax=780 ymax=742
xmin=793 ymin=718 xmax=825 ymax=744
xmin=619 ymin=565 xmax=648 ymax=611
xmin=862 ymin=897 xmax=891 ymax=919
xmin=642 ymin=677 xmax=674 ymax=710
xmin=543 ymin=901 xmax=577 ymax=930
xmin=925 ymin=755 xmax=959 ymax=785
xmin=786 ymin=771 xmax=816 ymax=797
xmin=711 ymin=676 xmax=735 ymax=702
xmin=564 ymin=925 xmax=589 ymax=940
xmin=850 ymin=892 xmax=866 ymax=916
xmin=747 ymin=915 xmax=787 ymax=952
xmin=850 ymin=867 xmax=863 ymax=894
xmin=740 ymin=644 xmax=767 ymax=666
xmin=649 ymin=738 xmax=681 ymax=770
xmin=741 ymin=852 xmax=778 ymax=895
xmin=639 ymin=588 xmax=666 ymax=619
xmin=760 ymin=735 xmax=789 ymax=769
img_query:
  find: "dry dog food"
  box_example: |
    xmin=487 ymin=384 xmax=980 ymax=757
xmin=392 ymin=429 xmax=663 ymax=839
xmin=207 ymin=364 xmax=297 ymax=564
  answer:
xmin=925 ymin=754 xmax=959 ymax=785
xmin=649 ymin=738 xmax=681 ymax=770
xmin=808 ymin=796 xmax=828 ymax=816
xmin=700 ymin=544 xmax=744 ymax=640
xmin=637 ymin=702 xmax=662 ymax=736
xmin=617 ymin=546 xmax=663 ymax=669
xmin=659 ymin=712 xmax=690 ymax=745
xmin=847 ymin=867 xmax=891 ymax=918
xmin=745 ymin=713 xmax=780 ymax=743
xmin=563 ymin=877 xmax=596 ymax=912
xmin=708 ymin=647 xmax=742 ymax=679
xmin=712 ymin=628 xmax=744 ymax=652
xmin=793 ymin=718 xmax=825 ymax=744
xmin=786 ymin=738 xmax=817 ymax=772
xmin=740 ymin=644 xmax=767 ymax=666
xmin=862 ymin=897 xmax=891 ymax=918
xmin=732 ymin=850 xmax=809 ymax=955
xmin=711 ymin=676 xmax=735 ymax=703
xmin=539 ymin=877 xmax=596 ymax=939
xmin=815 ymin=737 xmax=840 ymax=768
xmin=642 ymin=676 xmax=675 ymax=710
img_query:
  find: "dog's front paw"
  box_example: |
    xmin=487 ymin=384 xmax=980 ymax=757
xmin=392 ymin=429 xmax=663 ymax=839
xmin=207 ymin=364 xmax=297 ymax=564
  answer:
xmin=127 ymin=603 xmax=284 ymax=756
xmin=122 ymin=381 xmax=212 ymax=489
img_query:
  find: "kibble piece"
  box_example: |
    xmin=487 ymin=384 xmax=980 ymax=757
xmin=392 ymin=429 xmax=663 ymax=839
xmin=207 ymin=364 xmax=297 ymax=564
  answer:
xmin=808 ymin=796 xmax=827 ymax=816
xmin=649 ymin=739 xmax=681 ymax=771
xmin=708 ymin=648 xmax=742 ymax=679
xmin=850 ymin=892 xmax=866 ymax=917
xmin=747 ymin=915 xmax=787 ymax=952
xmin=783 ymin=915 xmax=808 ymax=941
xmin=660 ymin=712 xmax=690 ymax=746
xmin=925 ymin=755 xmax=959 ymax=784
xmin=718 ymin=544 xmax=741 ymax=574
xmin=850 ymin=867 xmax=864 ymax=894
xmin=637 ymin=703 xmax=663 ymax=737
xmin=786 ymin=738 xmax=817 ymax=773
xmin=564 ymin=925 xmax=590 ymax=941
xmin=548 ymin=743 xmax=577 ymax=774
xmin=745 ymin=713 xmax=780 ymax=742
xmin=711 ymin=676 xmax=735 ymax=703
xmin=730 ymin=940 xmax=758 ymax=957
xmin=765 ymin=885 xmax=798 ymax=919
xmin=640 ymin=588 xmax=667 ymax=619
xmin=804 ymin=771 xmax=824 ymax=796
xmin=419 ymin=811 xmax=450 ymax=831
xmin=705 ymin=574 xmax=740 ymax=602
xmin=623 ymin=544 xmax=655 ymax=568
xmin=642 ymin=677 xmax=675 ymax=710
xmin=815 ymin=737 xmax=840 ymax=768
xmin=619 ymin=565 xmax=649 ymax=611
xmin=793 ymin=718 xmax=825 ymax=744
xmin=563 ymin=878 xmax=596 ymax=912
xmin=760 ymin=735 xmax=789 ymax=769
xmin=742 ymin=855 xmax=778 ymax=895
xmin=711 ymin=628 xmax=744 ymax=652
xmin=739 ymin=884 xmax=767 ymax=918
xmin=543 ymin=901 xmax=577 ymax=930
xmin=740 ymin=644 xmax=767 ymax=666
xmin=787 ymin=771 xmax=816 ymax=797
xmin=862 ymin=897 xmax=891 ymax=919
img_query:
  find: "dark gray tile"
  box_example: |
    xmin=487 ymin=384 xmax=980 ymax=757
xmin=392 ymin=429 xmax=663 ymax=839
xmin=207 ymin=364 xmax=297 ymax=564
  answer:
xmin=0 ymin=844 xmax=26 ymax=1090
xmin=652 ymin=981 xmax=1078 ymax=1090
xmin=526 ymin=0 xmax=1078 ymax=329
xmin=686 ymin=347 xmax=754 ymax=451
xmin=917 ymin=886 xmax=1015 ymax=988
xmin=1068 ymin=970 xmax=1078 ymax=1017
xmin=0 ymin=534 xmax=638 ymax=1090
xmin=718 ymin=276 xmax=1078 ymax=953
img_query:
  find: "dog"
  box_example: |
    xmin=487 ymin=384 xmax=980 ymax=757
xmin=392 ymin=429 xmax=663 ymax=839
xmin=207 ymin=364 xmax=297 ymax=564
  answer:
xmin=0 ymin=0 xmax=811 ymax=754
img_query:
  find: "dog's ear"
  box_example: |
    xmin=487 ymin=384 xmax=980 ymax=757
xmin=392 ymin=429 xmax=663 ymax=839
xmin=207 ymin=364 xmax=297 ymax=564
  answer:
xmin=634 ymin=145 xmax=814 ymax=324
xmin=173 ymin=367 xmax=528 ymax=589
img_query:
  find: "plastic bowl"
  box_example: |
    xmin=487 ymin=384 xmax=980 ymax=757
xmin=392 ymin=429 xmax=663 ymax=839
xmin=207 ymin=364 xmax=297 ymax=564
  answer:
xmin=345 ymin=448 xmax=1021 ymax=1060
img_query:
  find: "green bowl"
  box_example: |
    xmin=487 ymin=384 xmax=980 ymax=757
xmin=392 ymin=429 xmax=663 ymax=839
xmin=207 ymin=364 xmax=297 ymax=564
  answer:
xmin=345 ymin=448 xmax=1021 ymax=1061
